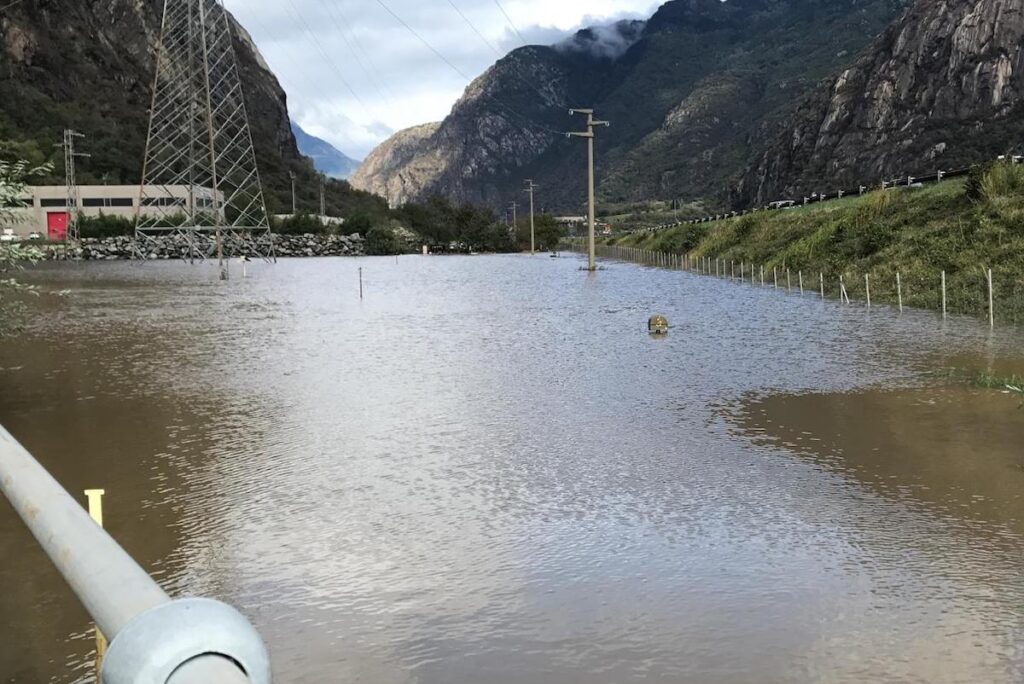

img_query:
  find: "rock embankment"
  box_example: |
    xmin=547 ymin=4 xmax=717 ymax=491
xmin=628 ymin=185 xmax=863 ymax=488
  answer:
xmin=43 ymin=233 xmax=366 ymax=260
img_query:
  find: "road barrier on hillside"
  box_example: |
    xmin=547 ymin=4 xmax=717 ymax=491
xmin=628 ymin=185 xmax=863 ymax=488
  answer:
xmin=0 ymin=424 xmax=271 ymax=684
xmin=629 ymin=155 xmax=1024 ymax=234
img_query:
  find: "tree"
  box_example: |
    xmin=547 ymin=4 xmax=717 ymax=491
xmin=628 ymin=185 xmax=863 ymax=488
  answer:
xmin=515 ymin=213 xmax=565 ymax=252
xmin=534 ymin=214 xmax=565 ymax=251
xmin=1 ymin=159 xmax=49 ymax=334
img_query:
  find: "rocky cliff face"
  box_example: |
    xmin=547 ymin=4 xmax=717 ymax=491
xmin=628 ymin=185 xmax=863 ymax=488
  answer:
xmin=737 ymin=0 xmax=1024 ymax=204
xmin=0 ymin=0 xmax=383 ymax=216
xmin=350 ymin=122 xmax=442 ymax=205
xmin=353 ymin=0 xmax=907 ymax=211
xmin=352 ymin=44 xmax=595 ymax=207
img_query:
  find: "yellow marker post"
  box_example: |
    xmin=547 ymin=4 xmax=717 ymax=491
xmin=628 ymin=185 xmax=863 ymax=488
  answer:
xmin=84 ymin=489 xmax=107 ymax=682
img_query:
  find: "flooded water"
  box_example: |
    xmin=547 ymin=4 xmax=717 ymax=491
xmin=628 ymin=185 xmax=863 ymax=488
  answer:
xmin=2 ymin=254 xmax=1023 ymax=683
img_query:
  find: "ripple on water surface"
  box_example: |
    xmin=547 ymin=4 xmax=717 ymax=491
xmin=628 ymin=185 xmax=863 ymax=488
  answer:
xmin=2 ymin=255 xmax=1023 ymax=683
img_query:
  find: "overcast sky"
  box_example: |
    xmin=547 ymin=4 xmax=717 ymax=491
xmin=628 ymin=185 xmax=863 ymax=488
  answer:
xmin=224 ymin=0 xmax=659 ymax=160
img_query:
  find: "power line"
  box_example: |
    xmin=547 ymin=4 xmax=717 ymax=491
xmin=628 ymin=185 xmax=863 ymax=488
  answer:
xmin=372 ymin=0 xmax=475 ymax=82
xmin=331 ymin=0 xmax=403 ymax=107
xmin=445 ymin=0 xmax=560 ymax=110
xmin=228 ymin=5 xmax=353 ymax=112
xmin=281 ymin=0 xmax=375 ymax=120
xmin=493 ymin=0 xmax=530 ymax=46
xmin=225 ymin=0 xmax=392 ymax=162
xmin=0 ymin=0 xmax=26 ymax=12
xmin=372 ymin=0 xmax=564 ymax=137
xmin=445 ymin=0 xmax=503 ymax=56
xmin=315 ymin=0 xmax=397 ymax=112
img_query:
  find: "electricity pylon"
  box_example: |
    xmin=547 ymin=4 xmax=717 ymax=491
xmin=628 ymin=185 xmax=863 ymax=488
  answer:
xmin=569 ymin=109 xmax=609 ymax=272
xmin=55 ymin=129 xmax=89 ymax=244
xmin=135 ymin=0 xmax=274 ymax=279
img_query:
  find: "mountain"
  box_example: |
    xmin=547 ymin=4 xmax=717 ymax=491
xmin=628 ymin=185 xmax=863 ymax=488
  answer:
xmin=350 ymin=122 xmax=441 ymax=206
xmin=736 ymin=0 xmax=1024 ymax=205
xmin=0 ymin=0 xmax=385 ymax=218
xmin=291 ymin=121 xmax=360 ymax=180
xmin=351 ymin=0 xmax=909 ymax=211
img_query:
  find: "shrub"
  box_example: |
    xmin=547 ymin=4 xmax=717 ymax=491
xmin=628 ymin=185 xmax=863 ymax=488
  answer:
xmin=275 ymin=213 xmax=325 ymax=235
xmin=78 ymin=213 xmax=134 ymax=238
xmin=979 ymin=161 xmax=1024 ymax=202
xmin=342 ymin=212 xmax=373 ymax=236
xmin=365 ymin=225 xmax=402 ymax=255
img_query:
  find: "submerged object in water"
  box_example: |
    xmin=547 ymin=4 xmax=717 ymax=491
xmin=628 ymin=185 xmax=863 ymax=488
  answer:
xmin=648 ymin=315 xmax=669 ymax=335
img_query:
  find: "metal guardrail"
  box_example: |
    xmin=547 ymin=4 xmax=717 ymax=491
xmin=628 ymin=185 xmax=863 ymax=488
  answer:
xmin=629 ymin=156 xmax=1024 ymax=234
xmin=0 ymin=424 xmax=271 ymax=683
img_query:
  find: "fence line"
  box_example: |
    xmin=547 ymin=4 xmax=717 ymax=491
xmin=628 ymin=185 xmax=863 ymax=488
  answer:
xmin=570 ymin=239 xmax=1003 ymax=326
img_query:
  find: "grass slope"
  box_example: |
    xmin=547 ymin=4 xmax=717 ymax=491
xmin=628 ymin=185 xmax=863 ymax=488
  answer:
xmin=611 ymin=164 xmax=1024 ymax=323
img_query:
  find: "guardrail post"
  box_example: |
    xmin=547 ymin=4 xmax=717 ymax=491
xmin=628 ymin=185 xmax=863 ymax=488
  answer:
xmin=84 ymin=488 xmax=108 ymax=681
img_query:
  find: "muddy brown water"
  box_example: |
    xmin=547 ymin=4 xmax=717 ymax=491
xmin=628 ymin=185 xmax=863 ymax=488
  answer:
xmin=1 ymin=255 xmax=1023 ymax=683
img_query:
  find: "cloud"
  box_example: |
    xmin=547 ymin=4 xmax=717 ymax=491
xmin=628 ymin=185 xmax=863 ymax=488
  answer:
xmin=553 ymin=19 xmax=647 ymax=59
xmin=225 ymin=0 xmax=661 ymax=159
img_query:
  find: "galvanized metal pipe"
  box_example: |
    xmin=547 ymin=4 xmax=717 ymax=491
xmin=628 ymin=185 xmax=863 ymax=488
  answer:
xmin=0 ymin=424 xmax=169 ymax=638
xmin=0 ymin=424 xmax=259 ymax=682
xmin=167 ymin=655 xmax=252 ymax=684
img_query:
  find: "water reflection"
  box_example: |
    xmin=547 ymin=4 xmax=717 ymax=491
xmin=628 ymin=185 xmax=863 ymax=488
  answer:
xmin=1 ymin=255 xmax=1023 ymax=683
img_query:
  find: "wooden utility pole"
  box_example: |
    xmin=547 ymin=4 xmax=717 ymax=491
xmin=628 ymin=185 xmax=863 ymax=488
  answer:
xmin=569 ymin=108 xmax=609 ymax=272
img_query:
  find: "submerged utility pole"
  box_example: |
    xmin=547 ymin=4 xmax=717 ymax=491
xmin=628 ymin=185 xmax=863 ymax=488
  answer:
xmin=568 ymin=109 xmax=609 ymax=272
xmin=289 ymin=171 xmax=297 ymax=215
xmin=319 ymin=174 xmax=326 ymax=220
xmin=524 ymin=179 xmax=537 ymax=255
xmin=56 ymin=130 xmax=89 ymax=244
xmin=510 ymin=201 xmax=518 ymax=233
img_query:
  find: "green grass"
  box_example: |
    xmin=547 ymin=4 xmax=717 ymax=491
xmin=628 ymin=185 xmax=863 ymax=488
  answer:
xmin=610 ymin=164 xmax=1024 ymax=323
xmin=971 ymin=371 xmax=1024 ymax=391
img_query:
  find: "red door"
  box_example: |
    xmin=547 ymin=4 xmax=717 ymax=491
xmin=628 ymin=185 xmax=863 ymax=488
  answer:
xmin=47 ymin=212 xmax=68 ymax=240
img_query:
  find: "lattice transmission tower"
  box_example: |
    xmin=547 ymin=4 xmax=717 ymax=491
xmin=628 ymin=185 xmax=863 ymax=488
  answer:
xmin=135 ymin=0 xmax=274 ymax=276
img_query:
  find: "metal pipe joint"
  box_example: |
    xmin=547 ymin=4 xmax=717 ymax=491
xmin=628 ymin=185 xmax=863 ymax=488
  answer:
xmin=102 ymin=598 xmax=270 ymax=684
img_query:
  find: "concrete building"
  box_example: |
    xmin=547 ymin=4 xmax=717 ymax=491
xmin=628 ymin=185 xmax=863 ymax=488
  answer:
xmin=5 ymin=185 xmax=222 ymax=239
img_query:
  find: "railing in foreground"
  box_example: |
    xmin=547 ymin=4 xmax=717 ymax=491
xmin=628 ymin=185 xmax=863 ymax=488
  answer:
xmin=0 ymin=424 xmax=271 ymax=684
